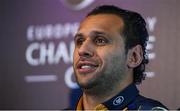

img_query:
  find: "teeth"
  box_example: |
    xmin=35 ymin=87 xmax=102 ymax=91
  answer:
xmin=81 ymin=65 xmax=92 ymax=69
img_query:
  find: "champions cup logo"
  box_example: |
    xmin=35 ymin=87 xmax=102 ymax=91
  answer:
xmin=60 ymin=0 xmax=94 ymax=10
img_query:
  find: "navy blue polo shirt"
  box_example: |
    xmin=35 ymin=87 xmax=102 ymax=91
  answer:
xmin=73 ymin=84 xmax=168 ymax=110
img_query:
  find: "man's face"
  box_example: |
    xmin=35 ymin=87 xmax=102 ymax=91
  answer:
xmin=73 ymin=14 xmax=129 ymax=90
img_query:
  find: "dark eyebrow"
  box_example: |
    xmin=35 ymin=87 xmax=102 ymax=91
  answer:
xmin=74 ymin=33 xmax=83 ymax=41
xmin=90 ymin=31 xmax=107 ymax=37
xmin=74 ymin=30 xmax=108 ymax=41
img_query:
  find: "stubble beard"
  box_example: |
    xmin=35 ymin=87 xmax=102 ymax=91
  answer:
xmin=74 ymin=54 xmax=127 ymax=97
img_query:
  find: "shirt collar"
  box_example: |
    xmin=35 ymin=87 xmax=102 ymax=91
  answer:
xmin=102 ymin=84 xmax=139 ymax=110
xmin=76 ymin=84 xmax=139 ymax=110
xmin=76 ymin=97 xmax=83 ymax=110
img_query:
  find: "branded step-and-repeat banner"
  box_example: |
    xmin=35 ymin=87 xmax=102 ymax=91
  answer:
xmin=0 ymin=0 xmax=180 ymax=109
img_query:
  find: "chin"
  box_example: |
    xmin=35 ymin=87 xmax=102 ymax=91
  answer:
xmin=78 ymin=83 xmax=93 ymax=90
xmin=78 ymin=79 xmax=98 ymax=90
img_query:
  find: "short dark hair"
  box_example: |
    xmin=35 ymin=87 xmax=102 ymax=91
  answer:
xmin=86 ymin=5 xmax=149 ymax=84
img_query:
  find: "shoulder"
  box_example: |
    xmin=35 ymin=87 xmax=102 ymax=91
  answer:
xmin=132 ymin=95 xmax=168 ymax=110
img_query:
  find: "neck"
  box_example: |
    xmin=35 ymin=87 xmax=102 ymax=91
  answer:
xmin=82 ymin=80 xmax=133 ymax=110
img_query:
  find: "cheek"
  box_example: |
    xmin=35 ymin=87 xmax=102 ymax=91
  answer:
xmin=73 ymin=49 xmax=79 ymax=63
xmin=99 ymin=48 xmax=126 ymax=65
xmin=97 ymin=49 xmax=114 ymax=64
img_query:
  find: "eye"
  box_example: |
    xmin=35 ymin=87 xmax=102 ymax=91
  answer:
xmin=75 ymin=37 xmax=84 ymax=46
xmin=94 ymin=37 xmax=108 ymax=46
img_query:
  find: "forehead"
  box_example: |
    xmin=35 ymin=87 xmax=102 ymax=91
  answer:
xmin=78 ymin=14 xmax=124 ymax=34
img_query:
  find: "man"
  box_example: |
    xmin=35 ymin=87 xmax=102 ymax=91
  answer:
xmin=72 ymin=5 xmax=168 ymax=110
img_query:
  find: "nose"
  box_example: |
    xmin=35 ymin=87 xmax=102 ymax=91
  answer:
xmin=78 ymin=40 xmax=94 ymax=58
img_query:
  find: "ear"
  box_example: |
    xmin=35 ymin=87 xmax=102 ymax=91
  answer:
xmin=127 ymin=45 xmax=143 ymax=68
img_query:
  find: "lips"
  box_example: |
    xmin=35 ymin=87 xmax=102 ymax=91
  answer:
xmin=77 ymin=61 xmax=99 ymax=73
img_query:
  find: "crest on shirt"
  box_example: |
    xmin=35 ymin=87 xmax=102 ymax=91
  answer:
xmin=113 ymin=96 xmax=124 ymax=106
